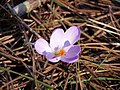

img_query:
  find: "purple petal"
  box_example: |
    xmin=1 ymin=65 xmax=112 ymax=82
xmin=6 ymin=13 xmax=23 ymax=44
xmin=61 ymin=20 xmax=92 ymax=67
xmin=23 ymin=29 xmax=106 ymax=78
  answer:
xmin=61 ymin=55 xmax=79 ymax=63
xmin=63 ymin=40 xmax=71 ymax=47
xmin=46 ymin=53 xmax=61 ymax=63
xmin=64 ymin=45 xmax=81 ymax=58
xmin=34 ymin=38 xmax=51 ymax=55
xmin=50 ymin=28 xmax=64 ymax=51
xmin=64 ymin=26 xmax=80 ymax=45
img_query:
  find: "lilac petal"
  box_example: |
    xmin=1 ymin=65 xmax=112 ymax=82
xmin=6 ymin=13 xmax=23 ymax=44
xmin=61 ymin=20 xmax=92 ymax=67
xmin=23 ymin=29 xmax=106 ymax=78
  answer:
xmin=50 ymin=28 xmax=64 ymax=51
xmin=61 ymin=55 xmax=79 ymax=63
xmin=64 ymin=45 xmax=81 ymax=58
xmin=64 ymin=26 xmax=80 ymax=45
xmin=46 ymin=53 xmax=61 ymax=63
xmin=34 ymin=38 xmax=51 ymax=55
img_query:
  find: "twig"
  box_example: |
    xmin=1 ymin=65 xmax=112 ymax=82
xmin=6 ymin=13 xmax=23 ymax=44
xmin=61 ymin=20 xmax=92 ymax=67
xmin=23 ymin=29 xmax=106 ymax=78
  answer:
xmin=7 ymin=3 xmax=41 ymax=38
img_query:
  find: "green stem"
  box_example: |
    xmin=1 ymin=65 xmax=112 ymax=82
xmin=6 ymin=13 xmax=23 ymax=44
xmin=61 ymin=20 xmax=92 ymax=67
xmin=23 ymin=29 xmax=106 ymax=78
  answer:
xmin=0 ymin=66 xmax=53 ymax=89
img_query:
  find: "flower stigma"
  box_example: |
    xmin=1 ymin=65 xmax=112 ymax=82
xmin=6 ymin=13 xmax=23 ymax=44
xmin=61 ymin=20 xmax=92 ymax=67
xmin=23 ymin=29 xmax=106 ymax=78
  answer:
xmin=55 ymin=49 xmax=65 ymax=56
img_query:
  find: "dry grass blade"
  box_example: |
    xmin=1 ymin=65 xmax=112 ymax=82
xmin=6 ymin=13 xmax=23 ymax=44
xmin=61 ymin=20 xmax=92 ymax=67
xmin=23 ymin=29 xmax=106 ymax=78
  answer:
xmin=86 ymin=24 xmax=120 ymax=36
xmin=89 ymin=19 xmax=120 ymax=32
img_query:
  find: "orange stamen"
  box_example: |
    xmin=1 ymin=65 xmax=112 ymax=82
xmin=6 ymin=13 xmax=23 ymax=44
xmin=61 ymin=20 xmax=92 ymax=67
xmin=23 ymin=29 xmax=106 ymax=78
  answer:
xmin=59 ymin=49 xmax=65 ymax=56
xmin=55 ymin=49 xmax=65 ymax=56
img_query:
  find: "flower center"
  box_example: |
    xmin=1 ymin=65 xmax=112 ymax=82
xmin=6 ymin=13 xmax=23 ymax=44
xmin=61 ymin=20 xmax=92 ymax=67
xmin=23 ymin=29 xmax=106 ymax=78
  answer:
xmin=55 ymin=49 xmax=65 ymax=56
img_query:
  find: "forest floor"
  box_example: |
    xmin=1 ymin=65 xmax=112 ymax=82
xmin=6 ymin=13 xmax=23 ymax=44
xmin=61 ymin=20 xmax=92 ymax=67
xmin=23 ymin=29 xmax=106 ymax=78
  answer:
xmin=0 ymin=0 xmax=120 ymax=90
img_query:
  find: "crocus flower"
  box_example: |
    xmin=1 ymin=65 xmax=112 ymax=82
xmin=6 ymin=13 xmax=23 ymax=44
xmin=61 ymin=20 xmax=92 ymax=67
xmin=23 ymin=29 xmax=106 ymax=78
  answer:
xmin=34 ymin=26 xmax=81 ymax=63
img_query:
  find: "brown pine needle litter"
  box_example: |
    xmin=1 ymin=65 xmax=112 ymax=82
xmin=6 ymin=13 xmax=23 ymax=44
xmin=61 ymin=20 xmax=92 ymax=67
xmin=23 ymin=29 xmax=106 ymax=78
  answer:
xmin=0 ymin=0 xmax=120 ymax=90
